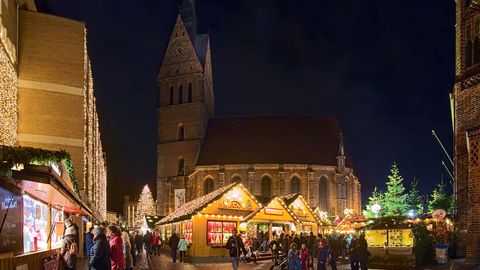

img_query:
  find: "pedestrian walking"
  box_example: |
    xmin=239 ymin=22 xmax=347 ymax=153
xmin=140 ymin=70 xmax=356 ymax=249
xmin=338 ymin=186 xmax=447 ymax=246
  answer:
xmin=177 ymin=234 xmax=188 ymax=262
xmin=349 ymin=235 xmax=359 ymax=270
xmin=129 ymin=232 xmax=136 ymax=266
xmin=225 ymin=229 xmax=246 ymax=270
xmin=86 ymin=227 xmax=94 ymax=259
xmin=317 ymin=239 xmax=329 ymax=270
xmin=300 ymin=243 xmax=309 ymax=270
xmin=168 ymin=232 xmax=180 ymax=262
xmin=151 ymin=232 xmax=159 ymax=256
xmin=329 ymin=235 xmax=340 ymax=270
xmin=107 ymin=225 xmax=125 ymax=270
xmin=135 ymin=231 xmax=143 ymax=253
xmin=287 ymin=243 xmax=301 ymax=270
xmin=143 ymin=230 xmax=152 ymax=256
xmin=61 ymin=225 xmax=78 ymax=270
xmin=121 ymin=231 xmax=133 ymax=270
xmin=357 ymin=234 xmax=369 ymax=270
xmin=88 ymin=227 xmax=110 ymax=270
xmin=306 ymin=232 xmax=316 ymax=267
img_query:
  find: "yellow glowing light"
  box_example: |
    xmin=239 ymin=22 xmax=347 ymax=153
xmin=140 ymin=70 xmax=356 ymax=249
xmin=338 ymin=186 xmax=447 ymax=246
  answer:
xmin=0 ymin=46 xmax=17 ymax=146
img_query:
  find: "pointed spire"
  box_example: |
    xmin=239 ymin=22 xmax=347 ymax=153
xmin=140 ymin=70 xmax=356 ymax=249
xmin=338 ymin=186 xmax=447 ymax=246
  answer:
xmin=179 ymin=0 xmax=198 ymax=36
xmin=339 ymin=132 xmax=345 ymax=156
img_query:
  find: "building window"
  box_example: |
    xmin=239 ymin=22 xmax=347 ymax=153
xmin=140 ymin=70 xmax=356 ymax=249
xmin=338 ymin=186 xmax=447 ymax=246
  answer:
xmin=290 ymin=176 xmax=300 ymax=194
xmin=188 ymin=82 xmax=193 ymax=103
xmin=204 ymin=177 xmax=214 ymax=194
xmin=466 ymin=17 xmax=480 ymax=67
xmin=232 ymin=175 xmax=242 ymax=183
xmin=177 ymin=124 xmax=185 ymax=141
xmin=178 ymin=157 xmax=185 ymax=176
xmin=261 ymin=176 xmax=272 ymax=198
xmin=169 ymin=86 xmax=174 ymax=105
xmin=178 ymin=84 xmax=183 ymax=104
xmin=319 ymin=176 xmax=328 ymax=212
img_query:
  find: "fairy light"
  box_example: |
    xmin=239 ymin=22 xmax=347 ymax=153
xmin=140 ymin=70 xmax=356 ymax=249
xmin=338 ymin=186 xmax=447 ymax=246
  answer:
xmin=0 ymin=46 xmax=17 ymax=146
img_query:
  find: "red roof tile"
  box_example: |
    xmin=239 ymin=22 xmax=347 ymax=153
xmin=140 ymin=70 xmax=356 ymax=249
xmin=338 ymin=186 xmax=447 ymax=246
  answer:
xmin=197 ymin=116 xmax=352 ymax=167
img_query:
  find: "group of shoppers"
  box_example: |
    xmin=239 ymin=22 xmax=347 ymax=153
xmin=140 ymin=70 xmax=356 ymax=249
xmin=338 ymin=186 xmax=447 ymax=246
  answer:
xmin=166 ymin=232 xmax=188 ymax=262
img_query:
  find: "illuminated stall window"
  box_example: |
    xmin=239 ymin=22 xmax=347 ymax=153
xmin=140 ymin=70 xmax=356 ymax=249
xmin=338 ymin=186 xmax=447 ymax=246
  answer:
xmin=182 ymin=220 xmax=193 ymax=244
xmin=0 ymin=187 xmax=22 ymax=254
xmin=23 ymin=195 xmax=48 ymax=252
xmin=207 ymin=220 xmax=236 ymax=246
xmin=50 ymin=208 xmax=65 ymax=248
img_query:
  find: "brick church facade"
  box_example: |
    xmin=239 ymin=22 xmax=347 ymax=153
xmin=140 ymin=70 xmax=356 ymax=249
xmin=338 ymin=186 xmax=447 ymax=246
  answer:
xmin=453 ymin=0 xmax=480 ymax=264
xmin=156 ymin=0 xmax=361 ymax=217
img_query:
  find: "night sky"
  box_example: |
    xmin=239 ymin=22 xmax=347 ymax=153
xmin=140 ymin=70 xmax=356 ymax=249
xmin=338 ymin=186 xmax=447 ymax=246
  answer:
xmin=36 ymin=0 xmax=455 ymax=213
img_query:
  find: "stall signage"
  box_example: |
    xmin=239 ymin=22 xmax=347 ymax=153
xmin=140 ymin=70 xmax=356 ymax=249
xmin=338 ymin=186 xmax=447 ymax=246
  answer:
xmin=264 ymin=208 xmax=283 ymax=216
xmin=0 ymin=187 xmax=22 ymax=254
xmin=293 ymin=208 xmax=307 ymax=217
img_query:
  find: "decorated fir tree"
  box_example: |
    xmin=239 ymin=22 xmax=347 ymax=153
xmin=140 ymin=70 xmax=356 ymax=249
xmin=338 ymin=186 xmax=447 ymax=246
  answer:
xmin=428 ymin=181 xmax=453 ymax=214
xmin=136 ymin=184 xmax=157 ymax=226
xmin=406 ymin=178 xmax=424 ymax=215
xmin=364 ymin=186 xmax=384 ymax=218
xmin=382 ymin=163 xmax=408 ymax=216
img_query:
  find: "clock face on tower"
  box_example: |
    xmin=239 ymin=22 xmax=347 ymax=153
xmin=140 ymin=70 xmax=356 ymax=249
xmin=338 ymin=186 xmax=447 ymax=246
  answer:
xmin=172 ymin=42 xmax=186 ymax=57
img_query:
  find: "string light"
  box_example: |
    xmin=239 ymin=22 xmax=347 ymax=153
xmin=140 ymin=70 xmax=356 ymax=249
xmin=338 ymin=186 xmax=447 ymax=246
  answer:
xmin=0 ymin=46 xmax=17 ymax=146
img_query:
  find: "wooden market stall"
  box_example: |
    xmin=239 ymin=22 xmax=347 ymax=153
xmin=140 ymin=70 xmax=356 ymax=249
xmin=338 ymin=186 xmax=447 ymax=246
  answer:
xmin=156 ymin=182 xmax=261 ymax=262
xmin=241 ymin=196 xmax=301 ymax=240
xmin=313 ymin=207 xmax=335 ymax=234
xmin=281 ymin=193 xmax=321 ymax=234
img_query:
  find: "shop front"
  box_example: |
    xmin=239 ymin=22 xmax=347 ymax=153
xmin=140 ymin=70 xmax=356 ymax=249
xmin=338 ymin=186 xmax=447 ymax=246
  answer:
xmin=0 ymin=148 xmax=94 ymax=270
xmin=157 ymin=182 xmax=261 ymax=262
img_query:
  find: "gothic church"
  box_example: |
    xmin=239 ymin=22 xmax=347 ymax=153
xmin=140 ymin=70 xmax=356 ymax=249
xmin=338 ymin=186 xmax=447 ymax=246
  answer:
xmin=156 ymin=0 xmax=362 ymax=217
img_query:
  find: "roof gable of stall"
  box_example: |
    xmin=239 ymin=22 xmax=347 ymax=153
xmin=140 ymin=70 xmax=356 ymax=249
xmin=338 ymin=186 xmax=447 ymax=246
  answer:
xmin=283 ymin=194 xmax=320 ymax=224
xmin=201 ymin=184 xmax=261 ymax=217
xmin=243 ymin=197 xmax=300 ymax=223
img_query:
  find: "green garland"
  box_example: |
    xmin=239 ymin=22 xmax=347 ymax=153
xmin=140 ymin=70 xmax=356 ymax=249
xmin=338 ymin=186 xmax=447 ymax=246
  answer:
xmin=0 ymin=146 xmax=80 ymax=197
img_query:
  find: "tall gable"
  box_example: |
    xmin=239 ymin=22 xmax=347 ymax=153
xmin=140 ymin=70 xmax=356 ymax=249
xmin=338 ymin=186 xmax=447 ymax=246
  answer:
xmin=158 ymin=15 xmax=204 ymax=79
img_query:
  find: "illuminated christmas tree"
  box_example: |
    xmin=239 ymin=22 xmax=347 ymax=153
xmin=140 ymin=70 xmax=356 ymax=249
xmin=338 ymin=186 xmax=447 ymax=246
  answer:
xmin=136 ymin=184 xmax=157 ymax=226
xmin=382 ymin=163 xmax=408 ymax=216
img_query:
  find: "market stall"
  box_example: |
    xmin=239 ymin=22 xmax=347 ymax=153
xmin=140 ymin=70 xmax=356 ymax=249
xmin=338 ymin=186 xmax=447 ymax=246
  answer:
xmin=282 ymin=193 xmax=321 ymax=234
xmin=0 ymin=146 xmax=94 ymax=270
xmin=156 ymin=182 xmax=261 ymax=262
xmin=241 ymin=196 xmax=301 ymax=240
xmin=313 ymin=207 xmax=335 ymax=234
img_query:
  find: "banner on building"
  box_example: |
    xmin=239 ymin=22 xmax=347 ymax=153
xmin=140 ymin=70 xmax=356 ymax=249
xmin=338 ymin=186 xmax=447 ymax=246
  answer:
xmin=174 ymin=189 xmax=186 ymax=210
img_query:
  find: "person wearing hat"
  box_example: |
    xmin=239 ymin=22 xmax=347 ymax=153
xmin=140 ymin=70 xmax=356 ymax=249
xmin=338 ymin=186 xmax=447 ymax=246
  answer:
xmin=61 ymin=224 xmax=78 ymax=270
xmin=88 ymin=227 xmax=110 ymax=270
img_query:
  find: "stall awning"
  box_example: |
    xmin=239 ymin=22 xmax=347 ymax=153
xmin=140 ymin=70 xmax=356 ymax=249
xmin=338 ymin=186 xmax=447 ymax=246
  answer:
xmin=243 ymin=196 xmax=300 ymax=224
xmin=281 ymin=193 xmax=322 ymax=225
xmin=8 ymin=164 xmax=94 ymax=217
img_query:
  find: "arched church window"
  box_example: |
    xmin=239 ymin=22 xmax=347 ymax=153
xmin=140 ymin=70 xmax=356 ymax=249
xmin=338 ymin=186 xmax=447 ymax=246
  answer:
xmin=188 ymin=82 xmax=193 ymax=103
xmin=467 ymin=41 xmax=473 ymax=67
xmin=290 ymin=176 xmax=300 ymax=194
xmin=177 ymin=124 xmax=185 ymax=141
xmin=169 ymin=86 xmax=174 ymax=105
xmin=178 ymin=84 xmax=183 ymax=104
xmin=204 ymin=177 xmax=214 ymax=194
xmin=178 ymin=157 xmax=185 ymax=176
xmin=232 ymin=175 xmax=242 ymax=184
xmin=261 ymin=176 xmax=272 ymax=198
xmin=475 ymin=37 xmax=480 ymax=65
xmin=319 ymin=176 xmax=328 ymax=211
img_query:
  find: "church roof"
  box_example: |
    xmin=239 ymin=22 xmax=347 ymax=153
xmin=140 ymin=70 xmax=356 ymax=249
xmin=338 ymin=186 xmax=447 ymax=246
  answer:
xmin=197 ymin=116 xmax=353 ymax=167
xmin=193 ymin=33 xmax=208 ymax=67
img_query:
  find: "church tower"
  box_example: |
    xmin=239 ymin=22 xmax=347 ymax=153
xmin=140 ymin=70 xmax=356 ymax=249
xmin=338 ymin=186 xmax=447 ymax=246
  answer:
xmin=157 ymin=0 xmax=214 ymax=216
xmin=453 ymin=0 xmax=480 ymax=263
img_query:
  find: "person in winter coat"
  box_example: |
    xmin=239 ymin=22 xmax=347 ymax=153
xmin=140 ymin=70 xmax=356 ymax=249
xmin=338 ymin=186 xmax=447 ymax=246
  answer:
xmin=306 ymin=232 xmax=316 ymax=266
xmin=86 ymin=227 xmax=94 ymax=259
xmin=107 ymin=225 xmax=125 ymax=270
xmin=129 ymin=232 xmax=136 ymax=266
xmin=143 ymin=231 xmax=152 ymax=256
xmin=168 ymin=232 xmax=180 ymax=262
xmin=329 ymin=235 xmax=340 ymax=270
xmin=349 ymin=236 xmax=359 ymax=270
xmin=88 ymin=227 xmax=110 ymax=270
xmin=151 ymin=232 xmax=159 ymax=256
xmin=300 ymin=243 xmax=309 ymax=270
xmin=225 ymin=229 xmax=246 ymax=270
xmin=61 ymin=226 xmax=77 ymax=270
xmin=287 ymin=243 xmax=301 ymax=270
xmin=135 ymin=232 xmax=143 ymax=253
xmin=317 ymin=239 xmax=329 ymax=270
xmin=121 ymin=231 xmax=133 ymax=270
xmin=357 ymin=234 xmax=369 ymax=270
xmin=177 ymin=234 xmax=188 ymax=262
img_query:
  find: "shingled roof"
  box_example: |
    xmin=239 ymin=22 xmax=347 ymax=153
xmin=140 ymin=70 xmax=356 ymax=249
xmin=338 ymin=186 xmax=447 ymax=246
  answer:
xmin=197 ymin=116 xmax=353 ymax=167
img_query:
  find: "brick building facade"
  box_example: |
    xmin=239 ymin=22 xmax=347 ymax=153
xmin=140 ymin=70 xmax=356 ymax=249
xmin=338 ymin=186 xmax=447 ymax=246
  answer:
xmin=453 ymin=0 xmax=480 ymax=264
xmin=157 ymin=0 xmax=361 ymax=217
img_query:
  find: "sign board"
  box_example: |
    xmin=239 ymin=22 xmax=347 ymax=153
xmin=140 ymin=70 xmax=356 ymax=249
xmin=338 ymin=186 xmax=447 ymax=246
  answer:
xmin=264 ymin=208 xmax=283 ymax=216
xmin=0 ymin=187 xmax=22 ymax=254
xmin=174 ymin=189 xmax=185 ymax=210
xmin=15 ymin=264 xmax=27 ymax=270
xmin=432 ymin=209 xmax=447 ymax=219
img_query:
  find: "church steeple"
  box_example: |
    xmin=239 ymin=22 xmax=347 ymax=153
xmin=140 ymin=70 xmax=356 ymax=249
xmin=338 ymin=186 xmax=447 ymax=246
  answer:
xmin=337 ymin=132 xmax=346 ymax=172
xmin=179 ymin=0 xmax=198 ymax=37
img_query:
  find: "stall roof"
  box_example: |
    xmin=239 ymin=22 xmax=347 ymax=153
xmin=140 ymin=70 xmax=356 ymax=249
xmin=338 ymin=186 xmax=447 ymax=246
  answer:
xmin=281 ymin=193 xmax=322 ymax=224
xmin=144 ymin=215 xmax=162 ymax=229
xmin=157 ymin=182 xmax=258 ymax=225
xmin=243 ymin=196 xmax=301 ymax=224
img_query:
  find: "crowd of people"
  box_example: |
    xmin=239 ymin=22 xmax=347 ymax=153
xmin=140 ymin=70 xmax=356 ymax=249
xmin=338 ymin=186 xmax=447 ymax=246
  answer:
xmin=224 ymin=229 xmax=370 ymax=270
xmin=58 ymin=218 xmax=163 ymax=270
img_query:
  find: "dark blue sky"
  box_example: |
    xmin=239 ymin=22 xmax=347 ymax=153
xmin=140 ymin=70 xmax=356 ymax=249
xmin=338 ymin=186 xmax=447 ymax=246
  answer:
xmin=36 ymin=0 xmax=455 ymax=213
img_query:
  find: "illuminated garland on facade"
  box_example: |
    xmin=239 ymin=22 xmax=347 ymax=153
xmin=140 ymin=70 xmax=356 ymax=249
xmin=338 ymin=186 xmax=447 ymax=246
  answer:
xmin=0 ymin=46 xmax=17 ymax=146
